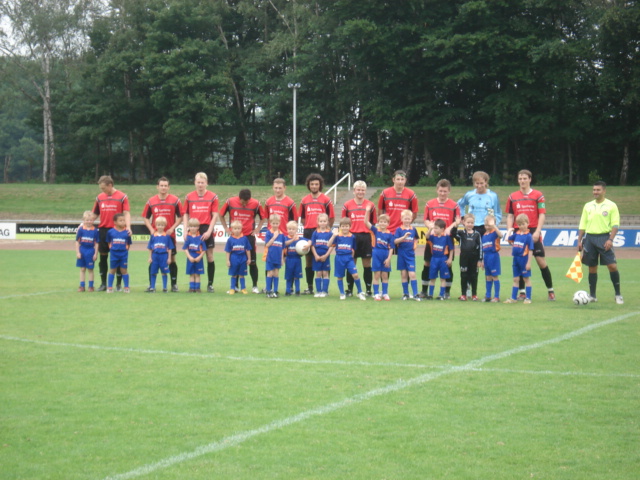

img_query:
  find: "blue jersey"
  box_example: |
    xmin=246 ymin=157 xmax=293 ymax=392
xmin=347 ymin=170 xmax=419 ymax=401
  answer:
xmin=482 ymin=230 xmax=501 ymax=254
xmin=458 ymin=189 xmax=501 ymax=225
xmin=370 ymin=225 xmax=394 ymax=254
xmin=147 ymin=234 xmax=175 ymax=256
xmin=265 ymin=230 xmax=286 ymax=265
xmin=311 ymin=230 xmax=333 ymax=256
xmin=225 ymin=235 xmax=252 ymax=258
xmin=508 ymin=230 xmax=534 ymax=257
xmin=76 ymin=227 xmax=98 ymax=252
xmin=106 ymin=228 xmax=131 ymax=252
xmin=394 ymin=227 xmax=418 ymax=255
xmin=182 ymin=234 xmax=206 ymax=258
xmin=334 ymin=234 xmax=355 ymax=256
xmin=428 ymin=233 xmax=453 ymax=258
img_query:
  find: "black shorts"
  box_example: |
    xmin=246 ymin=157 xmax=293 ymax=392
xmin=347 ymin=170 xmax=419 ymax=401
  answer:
xmin=581 ymin=233 xmax=617 ymax=267
xmin=353 ymin=232 xmax=373 ymax=259
xmin=246 ymin=234 xmax=257 ymax=263
xmin=98 ymin=227 xmax=111 ymax=255
xmin=529 ymin=227 xmax=546 ymax=258
xmin=200 ymin=224 xmax=215 ymax=249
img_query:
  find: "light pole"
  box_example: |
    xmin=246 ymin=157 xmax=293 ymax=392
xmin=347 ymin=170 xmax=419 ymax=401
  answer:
xmin=288 ymin=82 xmax=300 ymax=186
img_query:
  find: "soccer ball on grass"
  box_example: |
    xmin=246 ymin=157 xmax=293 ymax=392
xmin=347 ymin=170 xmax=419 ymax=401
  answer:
xmin=572 ymin=290 xmax=591 ymax=305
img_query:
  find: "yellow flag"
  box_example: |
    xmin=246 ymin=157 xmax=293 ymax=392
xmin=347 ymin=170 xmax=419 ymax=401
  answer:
xmin=565 ymin=253 xmax=583 ymax=283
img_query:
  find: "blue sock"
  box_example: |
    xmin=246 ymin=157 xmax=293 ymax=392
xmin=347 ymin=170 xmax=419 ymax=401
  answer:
xmin=123 ymin=274 xmax=129 ymax=288
xmin=373 ymin=284 xmax=379 ymax=295
xmin=266 ymin=277 xmax=273 ymax=292
xmin=494 ymin=280 xmax=500 ymax=298
xmin=411 ymin=280 xmax=418 ymax=296
xmin=80 ymin=281 xmax=85 ymax=288
xmin=189 ymin=281 xmax=194 ymax=290
xmin=88 ymin=280 xmax=94 ymax=288
xmin=196 ymin=282 xmax=200 ymax=291
xmin=286 ymin=280 xmax=292 ymax=294
xmin=429 ymin=285 xmax=434 ymax=297
xmin=526 ymin=286 xmax=532 ymax=299
xmin=273 ymin=277 xmax=279 ymax=293
xmin=323 ymin=278 xmax=330 ymax=293
xmin=337 ymin=279 xmax=345 ymax=295
xmin=511 ymin=286 xmax=518 ymax=300
xmin=382 ymin=283 xmax=389 ymax=295
xmin=294 ymin=278 xmax=300 ymax=293
xmin=402 ymin=282 xmax=409 ymax=295
xmin=161 ymin=275 xmax=167 ymax=289
xmin=108 ymin=273 xmax=115 ymax=288
xmin=240 ymin=277 xmax=246 ymax=290
xmin=439 ymin=286 xmax=446 ymax=297
xmin=315 ymin=278 xmax=322 ymax=293
xmin=354 ymin=279 xmax=363 ymax=294
xmin=486 ymin=280 xmax=492 ymax=298
xmin=230 ymin=277 xmax=237 ymax=291
xmin=150 ymin=275 xmax=157 ymax=289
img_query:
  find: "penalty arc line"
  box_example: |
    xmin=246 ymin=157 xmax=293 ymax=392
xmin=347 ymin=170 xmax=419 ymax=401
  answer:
xmin=103 ymin=311 xmax=639 ymax=480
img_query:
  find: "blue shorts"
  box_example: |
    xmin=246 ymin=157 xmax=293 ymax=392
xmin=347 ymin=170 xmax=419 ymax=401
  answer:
xmin=186 ymin=259 xmax=204 ymax=275
xmin=109 ymin=251 xmax=129 ymax=269
xmin=396 ymin=251 xmax=416 ymax=272
xmin=285 ymin=258 xmax=303 ymax=280
xmin=334 ymin=255 xmax=358 ymax=278
xmin=312 ymin=257 xmax=331 ymax=272
xmin=150 ymin=260 xmax=170 ymax=275
xmin=483 ymin=252 xmax=501 ymax=276
xmin=266 ymin=260 xmax=282 ymax=271
xmin=372 ymin=249 xmax=391 ymax=273
xmin=228 ymin=258 xmax=248 ymax=277
xmin=76 ymin=250 xmax=95 ymax=269
xmin=428 ymin=256 xmax=451 ymax=279
xmin=512 ymin=256 xmax=531 ymax=278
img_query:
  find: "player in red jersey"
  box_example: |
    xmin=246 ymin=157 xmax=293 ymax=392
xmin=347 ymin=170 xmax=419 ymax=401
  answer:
xmin=419 ymin=179 xmax=461 ymax=298
xmin=505 ymin=169 xmax=555 ymax=300
xmin=342 ymin=180 xmax=377 ymax=296
xmin=92 ymin=175 xmax=131 ymax=291
xmin=263 ymin=178 xmax=298 ymax=234
xmin=142 ymin=177 xmax=183 ymax=292
xmin=182 ymin=172 xmax=219 ymax=293
xmin=299 ymin=173 xmax=335 ymax=294
xmin=378 ymin=170 xmax=418 ymax=233
xmin=220 ymin=188 xmax=265 ymax=293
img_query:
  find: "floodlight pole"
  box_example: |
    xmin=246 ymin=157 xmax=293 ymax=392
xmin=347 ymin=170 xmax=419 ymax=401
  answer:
xmin=288 ymin=82 xmax=301 ymax=186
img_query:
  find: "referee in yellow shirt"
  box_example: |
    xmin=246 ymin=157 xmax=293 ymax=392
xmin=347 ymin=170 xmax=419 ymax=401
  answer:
xmin=577 ymin=181 xmax=623 ymax=304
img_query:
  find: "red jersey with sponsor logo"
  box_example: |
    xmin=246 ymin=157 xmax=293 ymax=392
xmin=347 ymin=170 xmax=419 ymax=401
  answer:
xmin=142 ymin=194 xmax=182 ymax=233
xmin=299 ymin=193 xmax=335 ymax=229
xmin=263 ymin=195 xmax=297 ymax=234
xmin=423 ymin=198 xmax=460 ymax=227
xmin=93 ymin=189 xmax=130 ymax=228
xmin=182 ymin=190 xmax=218 ymax=226
xmin=219 ymin=196 xmax=263 ymax=236
xmin=341 ymin=199 xmax=377 ymax=234
xmin=505 ymin=189 xmax=546 ymax=229
xmin=378 ymin=187 xmax=418 ymax=233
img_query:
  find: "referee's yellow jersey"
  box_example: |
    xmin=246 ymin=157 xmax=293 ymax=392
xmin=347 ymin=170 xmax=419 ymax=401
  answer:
xmin=578 ymin=199 xmax=620 ymax=234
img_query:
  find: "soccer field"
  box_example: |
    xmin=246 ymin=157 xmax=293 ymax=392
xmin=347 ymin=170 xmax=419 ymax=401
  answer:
xmin=1 ymin=250 xmax=639 ymax=479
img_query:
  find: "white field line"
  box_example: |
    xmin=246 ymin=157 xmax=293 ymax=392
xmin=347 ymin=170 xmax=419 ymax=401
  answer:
xmin=102 ymin=311 xmax=639 ymax=480
xmin=469 ymin=367 xmax=640 ymax=378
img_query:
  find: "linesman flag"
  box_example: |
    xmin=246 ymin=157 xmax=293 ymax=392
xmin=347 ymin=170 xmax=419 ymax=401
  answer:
xmin=566 ymin=253 xmax=583 ymax=283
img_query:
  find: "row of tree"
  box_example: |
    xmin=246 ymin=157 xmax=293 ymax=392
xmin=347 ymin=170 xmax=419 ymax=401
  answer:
xmin=1 ymin=0 xmax=639 ymax=186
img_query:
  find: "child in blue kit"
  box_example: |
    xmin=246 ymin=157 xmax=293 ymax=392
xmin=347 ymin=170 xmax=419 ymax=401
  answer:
xmin=328 ymin=217 xmax=366 ymax=301
xmin=364 ymin=206 xmax=393 ymax=301
xmin=284 ymin=221 xmax=307 ymax=296
xmin=393 ymin=210 xmax=420 ymax=301
xmin=106 ymin=213 xmax=132 ymax=293
xmin=264 ymin=214 xmax=286 ymax=298
xmin=504 ymin=214 xmax=534 ymax=304
xmin=480 ymin=214 xmax=502 ymax=302
xmin=426 ymin=218 xmax=454 ymax=300
xmin=146 ymin=216 xmax=175 ymax=292
xmin=225 ymin=220 xmax=252 ymax=295
xmin=311 ymin=213 xmax=333 ymax=297
xmin=75 ymin=210 xmax=99 ymax=292
xmin=183 ymin=218 xmax=207 ymax=292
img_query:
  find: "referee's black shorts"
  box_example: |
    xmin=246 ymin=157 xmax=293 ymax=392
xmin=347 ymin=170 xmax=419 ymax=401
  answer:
xmin=581 ymin=233 xmax=617 ymax=267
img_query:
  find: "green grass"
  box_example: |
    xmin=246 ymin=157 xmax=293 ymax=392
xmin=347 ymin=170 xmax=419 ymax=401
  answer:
xmin=1 ymin=250 xmax=639 ymax=479
xmin=1 ymin=184 xmax=638 ymax=220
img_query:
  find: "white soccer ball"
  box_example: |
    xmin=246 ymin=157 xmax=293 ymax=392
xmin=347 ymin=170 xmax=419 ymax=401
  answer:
xmin=573 ymin=290 xmax=591 ymax=305
xmin=295 ymin=239 xmax=311 ymax=256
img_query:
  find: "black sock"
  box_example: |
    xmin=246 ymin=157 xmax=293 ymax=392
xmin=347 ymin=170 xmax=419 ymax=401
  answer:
xmin=588 ymin=272 xmax=598 ymax=297
xmin=346 ymin=272 xmax=354 ymax=293
xmin=364 ymin=267 xmax=373 ymax=292
xmin=305 ymin=266 xmax=314 ymax=291
xmin=208 ymin=261 xmax=215 ymax=285
xmin=540 ymin=266 xmax=553 ymax=290
xmin=421 ymin=267 xmax=430 ymax=292
xmin=250 ymin=264 xmax=258 ymax=287
xmin=170 ymin=262 xmax=178 ymax=286
xmin=460 ymin=272 xmax=469 ymax=295
xmin=99 ymin=255 xmax=108 ymax=284
xmin=610 ymin=270 xmax=621 ymax=296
